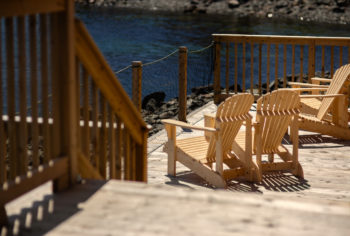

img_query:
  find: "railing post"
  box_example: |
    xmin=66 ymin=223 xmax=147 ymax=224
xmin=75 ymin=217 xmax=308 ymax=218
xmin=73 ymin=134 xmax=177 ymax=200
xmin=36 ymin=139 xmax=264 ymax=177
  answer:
xmin=178 ymin=46 xmax=187 ymax=122
xmin=135 ymin=128 xmax=148 ymax=182
xmin=132 ymin=61 xmax=142 ymax=111
xmin=52 ymin=0 xmax=78 ymax=192
xmin=214 ymin=41 xmax=221 ymax=104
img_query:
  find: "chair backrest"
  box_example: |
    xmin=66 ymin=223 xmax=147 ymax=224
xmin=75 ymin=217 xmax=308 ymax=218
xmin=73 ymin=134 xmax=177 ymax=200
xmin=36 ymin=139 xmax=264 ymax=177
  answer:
xmin=255 ymin=90 xmax=300 ymax=154
xmin=206 ymin=93 xmax=254 ymax=161
xmin=317 ymin=64 xmax=350 ymax=120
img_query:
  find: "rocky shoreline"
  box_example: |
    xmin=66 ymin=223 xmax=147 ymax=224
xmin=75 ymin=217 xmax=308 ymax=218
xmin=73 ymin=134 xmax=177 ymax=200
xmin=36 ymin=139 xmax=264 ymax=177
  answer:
xmin=76 ymin=0 xmax=350 ymax=24
xmin=141 ymin=71 xmax=331 ymax=136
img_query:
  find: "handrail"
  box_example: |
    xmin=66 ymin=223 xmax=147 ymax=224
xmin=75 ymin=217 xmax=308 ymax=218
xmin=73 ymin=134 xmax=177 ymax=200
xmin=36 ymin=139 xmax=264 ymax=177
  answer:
xmin=0 ymin=0 xmax=65 ymax=17
xmin=212 ymin=34 xmax=350 ymax=104
xmin=74 ymin=19 xmax=148 ymax=145
xmin=213 ymin=34 xmax=350 ymax=46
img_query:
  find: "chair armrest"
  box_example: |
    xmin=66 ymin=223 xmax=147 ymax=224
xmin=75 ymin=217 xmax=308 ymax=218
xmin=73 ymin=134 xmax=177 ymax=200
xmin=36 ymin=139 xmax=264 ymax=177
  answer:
xmin=311 ymin=77 xmax=331 ymax=84
xmin=279 ymin=87 xmax=328 ymax=92
xmin=300 ymin=94 xmax=346 ymax=99
xmin=288 ymin=82 xmax=329 ymax=88
xmin=161 ymin=119 xmax=217 ymax=132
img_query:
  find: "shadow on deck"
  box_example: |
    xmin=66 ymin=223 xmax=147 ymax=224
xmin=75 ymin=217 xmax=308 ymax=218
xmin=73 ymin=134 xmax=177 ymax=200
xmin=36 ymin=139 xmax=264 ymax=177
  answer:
xmin=2 ymin=181 xmax=105 ymax=236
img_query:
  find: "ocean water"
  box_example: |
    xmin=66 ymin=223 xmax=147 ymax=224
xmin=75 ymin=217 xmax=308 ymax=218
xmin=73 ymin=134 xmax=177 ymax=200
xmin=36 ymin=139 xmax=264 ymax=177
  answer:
xmin=2 ymin=7 xmax=350 ymax=114
xmin=77 ymin=7 xmax=350 ymax=100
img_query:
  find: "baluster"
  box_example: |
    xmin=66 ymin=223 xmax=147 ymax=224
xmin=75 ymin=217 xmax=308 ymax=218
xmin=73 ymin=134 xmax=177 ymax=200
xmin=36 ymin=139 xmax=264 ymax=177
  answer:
xmin=258 ymin=43 xmax=262 ymax=96
xmin=6 ymin=17 xmax=17 ymax=180
xmin=283 ymin=44 xmax=287 ymax=88
xmin=41 ymin=14 xmax=50 ymax=163
xmin=300 ymin=45 xmax=304 ymax=82
xmin=242 ymin=42 xmax=246 ymax=92
xmin=116 ymin=119 xmax=122 ymax=179
xmin=339 ymin=46 xmax=343 ymax=67
xmin=30 ymin=15 xmax=39 ymax=168
xmin=0 ymin=18 xmax=6 ymax=183
xmin=266 ymin=43 xmax=270 ymax=93
xmin=331 ymin=46 xmax=334 ymax=77
xmin=250 ymin=43 xmax=254 ymax=94
xmin=275 ymin=44 xmax=279 ymax=89
xmin=82 ymin=67 xmax=90 ymax=158
xmin=292 ymin=44 xmax=295 ymax=82
xmin=99 ymin=93 xmax=107 ymax=178
xmin=108 ymin=106 xmax=116 ymax=179
xmin=18 ymin=16 xmax=27 ymax=175
xmin=225 ymin=42 xmax=229 ymax=94
xmin=234 ymin=43 xmax=238 ymax=93
xmin=92 ymin=82 xmax=99 ymax=171
xmin=321 ymin=46 xmax=325 ymax=77
xmin=124 ymin=129 xmax=130 ymax=180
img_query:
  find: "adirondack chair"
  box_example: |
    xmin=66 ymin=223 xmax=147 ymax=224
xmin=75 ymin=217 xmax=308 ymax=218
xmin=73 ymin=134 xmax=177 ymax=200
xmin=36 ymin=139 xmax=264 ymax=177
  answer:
xmin=205 ymin=90 xmax=303 ymax=180
xmin=162 ymin=94 xmax=259 ymax=188
xmin=287 ymin=64 xmax=350 ymax=140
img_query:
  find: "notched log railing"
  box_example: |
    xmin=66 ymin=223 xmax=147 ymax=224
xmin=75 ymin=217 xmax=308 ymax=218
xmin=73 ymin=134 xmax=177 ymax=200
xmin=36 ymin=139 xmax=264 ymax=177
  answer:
xmin=213 ymin=34 xmax=350 ymax=103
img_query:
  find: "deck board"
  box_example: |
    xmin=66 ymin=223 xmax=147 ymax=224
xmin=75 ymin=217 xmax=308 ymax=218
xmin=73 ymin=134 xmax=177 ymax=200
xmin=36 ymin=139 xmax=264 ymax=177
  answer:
xmin=2 ymin=101 xmax=350 ymax=235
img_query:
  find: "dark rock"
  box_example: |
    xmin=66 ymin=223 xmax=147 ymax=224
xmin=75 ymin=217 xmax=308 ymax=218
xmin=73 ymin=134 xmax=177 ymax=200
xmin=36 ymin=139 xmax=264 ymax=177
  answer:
xmin=142 ymin=91 xmax=166 ymax=111
xmin=228 ymin=0 xmax=240 ymax=8
xmin=77 ymin=0 xmax=350 ymax=24
xmin=228 ymin=84 xmax=242 ymax=92
xmin=276 ymin=0 xmax=288 ymax=9
xmin=333 ymin=6 xmax=345 ymax=12
xmin=316 ymin=0 xmax=333 ymax=5
xmin=191 ymin=85 xmax=214 ymax=95
xmin=336 ymin=0 xmax=350 ymax=7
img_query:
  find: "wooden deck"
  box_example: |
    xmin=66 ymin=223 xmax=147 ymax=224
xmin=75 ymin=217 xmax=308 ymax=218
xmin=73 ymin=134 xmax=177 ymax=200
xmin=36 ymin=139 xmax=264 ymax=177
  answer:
xmin=3 ymin=102 xmax=350 ymax=235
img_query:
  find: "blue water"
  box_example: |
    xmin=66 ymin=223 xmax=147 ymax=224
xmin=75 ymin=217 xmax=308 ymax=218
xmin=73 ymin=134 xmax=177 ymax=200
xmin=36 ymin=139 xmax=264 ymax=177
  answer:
xmin=76 ymin=7 xmax=350 ymax=100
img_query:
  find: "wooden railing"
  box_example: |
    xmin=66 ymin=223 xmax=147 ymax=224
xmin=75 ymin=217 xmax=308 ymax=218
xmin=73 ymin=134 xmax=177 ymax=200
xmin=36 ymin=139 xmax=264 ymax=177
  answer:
xmin=75 ymin=19 xmax=148 ymax=181
xmin=0 ymin=0 xmax=76 ymax=225
xmin=213 ymin=34 xmax=350 ymax=103
xmin=0 ymin=0 xmax=148 ymax=226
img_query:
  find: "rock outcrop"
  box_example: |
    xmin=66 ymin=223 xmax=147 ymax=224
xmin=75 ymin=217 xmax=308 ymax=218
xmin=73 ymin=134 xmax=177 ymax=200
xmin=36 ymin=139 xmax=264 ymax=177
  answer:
xmin=76 ymin=0 xmax=350 ymax=24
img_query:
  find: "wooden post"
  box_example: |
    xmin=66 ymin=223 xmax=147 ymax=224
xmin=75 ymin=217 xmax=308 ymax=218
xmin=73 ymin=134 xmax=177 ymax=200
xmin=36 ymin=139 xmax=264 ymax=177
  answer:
xmin=178 ymin=46 xmax=187 ymax=122
xmin=132 ymin=61 xmax=142 ymax=111
xmin=308 ymin=40 xmax=316 ymax=83
xmin=135 ymin=128 xmax=149 ymax=182
xmin=0 ymin=206 xmax=8 ymax=226
xmin=53 ymin=0 xmax=78 ymax=192
xmin=214 ymin=41 xmax=221 ymax=104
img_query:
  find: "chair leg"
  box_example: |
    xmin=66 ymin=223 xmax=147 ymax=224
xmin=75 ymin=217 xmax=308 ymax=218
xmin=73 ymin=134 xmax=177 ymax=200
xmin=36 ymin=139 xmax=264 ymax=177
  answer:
xmin=292 ymin=163 xmax=304 ymax=179
xmin=167 ymin=143 xmax=176 ymax=176
xmin=165 ymin=125 xmax=176 ymax=176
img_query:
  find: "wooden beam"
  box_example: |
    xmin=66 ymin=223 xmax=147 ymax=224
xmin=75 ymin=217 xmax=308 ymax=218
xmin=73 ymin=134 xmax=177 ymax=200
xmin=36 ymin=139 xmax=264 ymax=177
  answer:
xmin=78 ymin=152 xmax=103 ymax=180
xmin=0 ymin=157 xmax=68 ymax=205
xmin=0 ymin=0 xmax=65 ymax=17
xmin=212 ymin=34 xmax=350 ymax=46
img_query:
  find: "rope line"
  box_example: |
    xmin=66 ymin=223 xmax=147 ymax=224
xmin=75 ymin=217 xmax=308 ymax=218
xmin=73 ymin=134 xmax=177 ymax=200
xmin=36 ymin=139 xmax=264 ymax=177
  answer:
xmin=115 ymin=42 xmax=214 ymax=74
xmin=115 ymin=64 xmax=132 ymax=74
xmin=188 ymin=41 xmax=214 ymax=54
xmin=143 ymin=49 xmax=179 ymax=67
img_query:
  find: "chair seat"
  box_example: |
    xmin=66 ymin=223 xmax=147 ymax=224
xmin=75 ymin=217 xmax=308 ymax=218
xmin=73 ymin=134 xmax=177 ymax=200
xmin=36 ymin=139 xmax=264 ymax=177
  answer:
xmin=234 ymin=130 xmax=289 ymax=155
xmin=300 ymin=97 xmax=332 ymax=122
xmin=176 ymin=136 xmax=210 ymax=164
